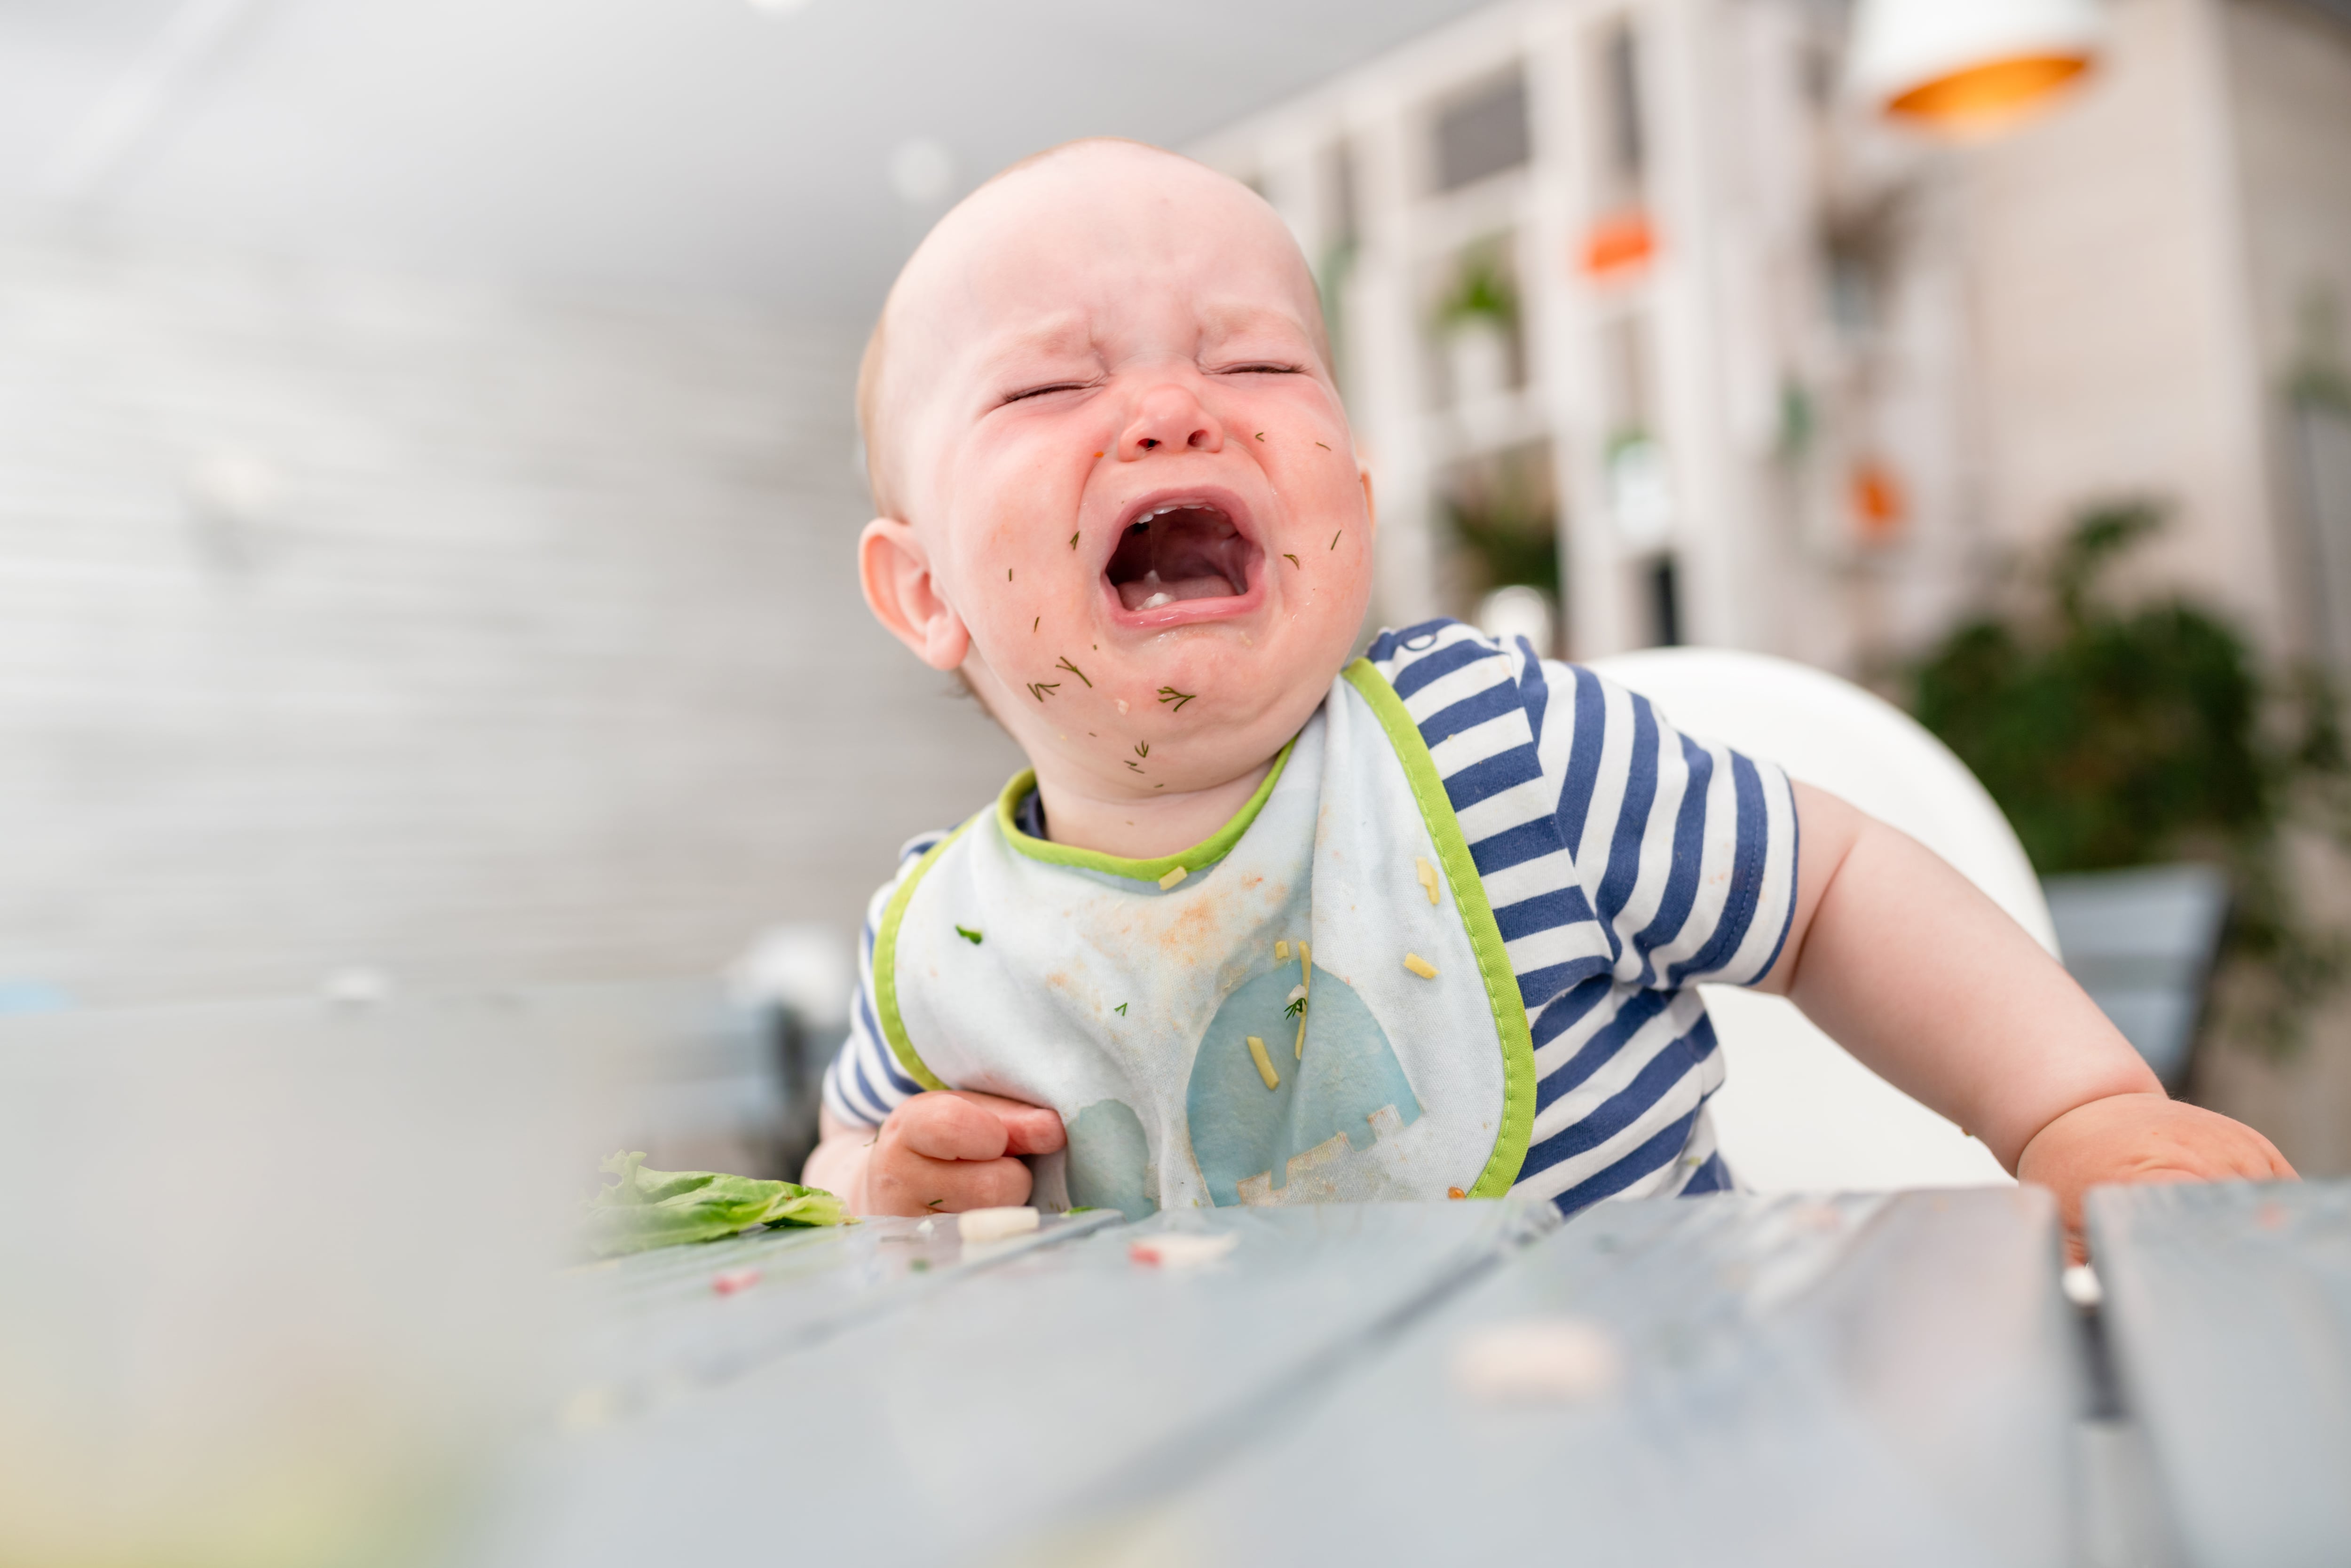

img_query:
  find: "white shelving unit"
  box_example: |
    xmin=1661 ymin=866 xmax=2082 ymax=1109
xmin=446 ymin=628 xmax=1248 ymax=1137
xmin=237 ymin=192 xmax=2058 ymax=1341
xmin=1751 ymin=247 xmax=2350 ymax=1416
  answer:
xmin=1192 ymin=0 xmax=1968 ymax=666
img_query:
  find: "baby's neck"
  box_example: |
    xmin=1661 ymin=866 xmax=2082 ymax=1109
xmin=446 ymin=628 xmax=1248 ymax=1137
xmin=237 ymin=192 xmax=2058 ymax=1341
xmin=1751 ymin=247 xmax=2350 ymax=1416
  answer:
xmin=1029 ymin=756 xmax=1277 ymax=862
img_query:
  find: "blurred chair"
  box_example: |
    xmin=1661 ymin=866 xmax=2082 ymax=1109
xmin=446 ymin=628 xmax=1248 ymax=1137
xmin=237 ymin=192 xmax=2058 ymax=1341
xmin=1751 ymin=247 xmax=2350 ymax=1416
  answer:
xmin=1587 ymin=647 xmax=2057 ymax=1192
xmin=2041 ymin=864 xmax=2229 ymax=1094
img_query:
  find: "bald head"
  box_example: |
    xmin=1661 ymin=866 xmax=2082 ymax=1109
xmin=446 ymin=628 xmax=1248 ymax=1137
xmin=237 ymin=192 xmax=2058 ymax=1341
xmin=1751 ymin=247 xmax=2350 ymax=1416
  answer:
xmin=856 ymin=138 xmax=1329 ymax=522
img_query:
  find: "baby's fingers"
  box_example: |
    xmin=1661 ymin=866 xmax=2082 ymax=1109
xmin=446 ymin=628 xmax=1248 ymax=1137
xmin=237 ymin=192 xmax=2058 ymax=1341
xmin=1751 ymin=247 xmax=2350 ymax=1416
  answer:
xmin=955 ymin=1089 xmax=1067 ymax=1157
xmin=865 ymin=1149 xmax=1033 ymax=1217
xmin=890 ymin=1091 xmax=1017 ymax=1162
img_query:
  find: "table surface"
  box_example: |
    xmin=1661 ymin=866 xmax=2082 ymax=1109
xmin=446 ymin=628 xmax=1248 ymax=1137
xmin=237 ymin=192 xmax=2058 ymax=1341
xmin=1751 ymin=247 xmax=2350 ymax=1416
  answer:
xmin=480 ymin=1180 xmax=2349 ymax=1568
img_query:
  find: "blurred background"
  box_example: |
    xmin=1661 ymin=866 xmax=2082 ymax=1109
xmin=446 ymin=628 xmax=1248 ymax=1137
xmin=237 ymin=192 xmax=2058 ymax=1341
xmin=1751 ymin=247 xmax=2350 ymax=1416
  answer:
xmin=0 ymin=0 xmax=2347 ymax=1183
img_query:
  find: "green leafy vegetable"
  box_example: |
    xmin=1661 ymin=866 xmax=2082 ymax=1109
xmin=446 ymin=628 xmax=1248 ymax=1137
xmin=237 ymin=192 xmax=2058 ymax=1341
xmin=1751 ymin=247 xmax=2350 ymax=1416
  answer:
xmin=584 ymin=1150 xmax=849 ymax=1258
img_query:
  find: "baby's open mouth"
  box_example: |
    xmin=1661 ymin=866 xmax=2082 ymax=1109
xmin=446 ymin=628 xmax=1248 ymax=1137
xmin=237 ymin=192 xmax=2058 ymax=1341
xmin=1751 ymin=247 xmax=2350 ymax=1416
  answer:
xmin=1106 ymin=501 xmax=1257 ymax=612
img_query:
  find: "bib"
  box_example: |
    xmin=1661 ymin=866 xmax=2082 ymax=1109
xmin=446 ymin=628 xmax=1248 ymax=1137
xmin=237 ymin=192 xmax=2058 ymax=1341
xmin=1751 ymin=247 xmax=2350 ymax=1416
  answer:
xmin=874 ymin=660 xmax=1535 ymax=1217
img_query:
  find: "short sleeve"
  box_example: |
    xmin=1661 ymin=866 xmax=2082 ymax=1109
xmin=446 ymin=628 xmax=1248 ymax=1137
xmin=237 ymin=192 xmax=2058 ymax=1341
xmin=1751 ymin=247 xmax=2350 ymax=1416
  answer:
xmin=819 ymin=831 xmax=947 ymax=1129
xmin=1542 ymin=660 xmax=1799 ymax=991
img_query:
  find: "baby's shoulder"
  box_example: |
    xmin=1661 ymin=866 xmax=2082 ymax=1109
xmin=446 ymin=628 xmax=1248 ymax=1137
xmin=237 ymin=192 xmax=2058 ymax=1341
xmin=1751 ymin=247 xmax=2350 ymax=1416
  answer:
xmin=1361 ymin=617 xmax=1580 ymax=705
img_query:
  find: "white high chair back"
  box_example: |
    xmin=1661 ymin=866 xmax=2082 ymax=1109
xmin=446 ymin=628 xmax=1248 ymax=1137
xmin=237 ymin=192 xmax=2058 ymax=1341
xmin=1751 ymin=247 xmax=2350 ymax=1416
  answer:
xmin=1585 ymin=647 xmax=2055 ymax=1192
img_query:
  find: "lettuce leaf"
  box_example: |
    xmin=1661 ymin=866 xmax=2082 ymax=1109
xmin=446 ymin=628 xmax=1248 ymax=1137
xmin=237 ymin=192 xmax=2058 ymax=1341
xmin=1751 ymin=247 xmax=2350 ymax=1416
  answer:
xmin=584 ymin=1150 xmax=850 ymax=1258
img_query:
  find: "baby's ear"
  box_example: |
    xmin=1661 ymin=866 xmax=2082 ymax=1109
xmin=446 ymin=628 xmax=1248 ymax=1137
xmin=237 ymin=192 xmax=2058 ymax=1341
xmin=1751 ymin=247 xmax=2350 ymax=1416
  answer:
xmin=858 ymin=517 xmax=971 ymax=672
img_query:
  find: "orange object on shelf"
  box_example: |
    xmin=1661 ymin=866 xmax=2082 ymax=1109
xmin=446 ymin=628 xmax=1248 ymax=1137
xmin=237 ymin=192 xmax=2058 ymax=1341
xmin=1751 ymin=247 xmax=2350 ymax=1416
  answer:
xmin=1580 ymin=210 xmax=1655 ymax=278
xmin=1852 ymin=459 xmax=1907 ymax=542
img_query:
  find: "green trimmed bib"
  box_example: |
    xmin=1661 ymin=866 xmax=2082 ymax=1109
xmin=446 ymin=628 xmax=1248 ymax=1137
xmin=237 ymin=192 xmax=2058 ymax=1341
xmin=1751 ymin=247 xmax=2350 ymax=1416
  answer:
xmin=875 ymin=660 xmax=1534 ymax=1217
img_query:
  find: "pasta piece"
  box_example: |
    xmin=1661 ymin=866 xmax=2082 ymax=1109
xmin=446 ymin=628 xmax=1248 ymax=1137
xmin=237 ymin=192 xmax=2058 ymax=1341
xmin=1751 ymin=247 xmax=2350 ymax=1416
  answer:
xmin=958 ymin=1206 xmax=1040 ymax=1243
xmin=1452 ymin=1318 xmax=1622 ymax=1404
xmin=1416 ymin=856 xmax=1442 ymax=906
xmin=1158 ymin=865 xmax=1189 ymax=890
xmin=1404 ymin=953 xmax=1438 ymax=979
xmin=1128 ymin=1233 xmax=1238 ymax=1269
xmin=1246 ymin=1035 xmax=1280 ymax=1090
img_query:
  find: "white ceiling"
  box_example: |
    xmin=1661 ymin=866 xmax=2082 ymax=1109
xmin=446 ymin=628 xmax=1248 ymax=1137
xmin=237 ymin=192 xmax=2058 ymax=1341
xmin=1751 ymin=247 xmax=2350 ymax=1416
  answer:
xmin=0 ymin=0 xmax=1497 ymax=316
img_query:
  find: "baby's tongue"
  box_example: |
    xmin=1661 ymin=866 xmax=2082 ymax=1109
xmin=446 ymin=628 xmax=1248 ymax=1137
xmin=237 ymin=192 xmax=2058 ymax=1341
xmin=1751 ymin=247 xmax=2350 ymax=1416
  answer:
xmin=1116 ymin=569 xmax=1235 ymax=612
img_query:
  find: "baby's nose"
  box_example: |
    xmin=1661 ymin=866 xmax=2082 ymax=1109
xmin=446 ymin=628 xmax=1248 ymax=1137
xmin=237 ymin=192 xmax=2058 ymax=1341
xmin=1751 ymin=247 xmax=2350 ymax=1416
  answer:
xmin=1118 ymin=384 xmax=1224 ymax=459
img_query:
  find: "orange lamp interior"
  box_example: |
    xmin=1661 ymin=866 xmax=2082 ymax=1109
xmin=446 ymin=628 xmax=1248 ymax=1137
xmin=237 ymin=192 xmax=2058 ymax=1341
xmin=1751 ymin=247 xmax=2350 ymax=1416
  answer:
xmin=1888 ymin=53 xmax=2091 ymax=130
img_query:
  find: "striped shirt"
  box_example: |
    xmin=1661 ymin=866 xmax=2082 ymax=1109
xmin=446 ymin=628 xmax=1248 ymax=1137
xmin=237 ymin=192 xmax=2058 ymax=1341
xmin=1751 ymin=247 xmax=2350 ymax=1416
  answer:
xmin=823 ymin=620 xmax=1799 ymax=1217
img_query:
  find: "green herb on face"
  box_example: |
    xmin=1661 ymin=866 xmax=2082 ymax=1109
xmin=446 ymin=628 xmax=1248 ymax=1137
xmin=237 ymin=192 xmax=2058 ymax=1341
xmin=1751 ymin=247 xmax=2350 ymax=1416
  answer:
xmin=1069 ymin=532 xmax=1080 ymax=550
xmin=583 ymin=1150 xmax=848 ymax=1258
xmin=1315 ymin=441 xmax=1331 ymax=450
xmin=1026 ymin=681 xmax=1060 ymax=701
xmin=1055 ymin=656 xmax=1092 ymax=687
xmin=1330 ymin=530 xmax=1341 ymax=551
xmin=1157 ymin=686 xmax=1197 ymax=713
xmin=1124 ymin=759 xmax=1144 ymax=772
xmin=1284 ymin=997 xmax=1306 ymax=1019
xmin=1134 ymin=741 xmax=1150 ymax=758
xmin=1033 ymin=616 xmax=1041 ymax=632
xmin=1114 ymin=1002 xmax=1128 ymax=1016
xmin=1254 ymin=431 xmax=1266 ymax=442
xmin=1283 ymin=553 xmax=1301 ymax=569
xmin=955 ymin=925 xmax=984 ymax=945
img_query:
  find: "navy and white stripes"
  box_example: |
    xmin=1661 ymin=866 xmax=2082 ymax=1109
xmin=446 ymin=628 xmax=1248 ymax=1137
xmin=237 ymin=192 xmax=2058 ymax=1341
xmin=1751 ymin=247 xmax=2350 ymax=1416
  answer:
xmin=824 ymin=620 xmax=1798 ymax=1217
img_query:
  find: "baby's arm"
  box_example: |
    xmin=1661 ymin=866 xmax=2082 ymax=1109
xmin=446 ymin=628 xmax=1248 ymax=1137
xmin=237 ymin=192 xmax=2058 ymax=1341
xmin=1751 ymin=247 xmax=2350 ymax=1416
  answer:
xmin=804 ymin=1092 xmax=1066 ymax=1217
xmin=1761 ymin=783 xmax=2293 ymax=1255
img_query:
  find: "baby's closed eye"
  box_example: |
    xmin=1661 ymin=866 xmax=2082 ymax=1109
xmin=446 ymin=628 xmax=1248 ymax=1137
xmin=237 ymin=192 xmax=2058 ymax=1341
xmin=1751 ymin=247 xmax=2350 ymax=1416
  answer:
xmin=1002 ymin=378 xmax=1098 ymax=404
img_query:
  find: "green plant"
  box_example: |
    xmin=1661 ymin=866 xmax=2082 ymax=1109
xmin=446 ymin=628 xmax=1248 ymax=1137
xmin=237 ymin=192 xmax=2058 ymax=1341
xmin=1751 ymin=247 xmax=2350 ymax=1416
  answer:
xmin=1437 ymin=241 xmax=1519 ymax=329
xmin=1443 ymin=441 xmax=1559 ymax=598
xmin=1905 ymin=502 xmax=2350 ymax=1053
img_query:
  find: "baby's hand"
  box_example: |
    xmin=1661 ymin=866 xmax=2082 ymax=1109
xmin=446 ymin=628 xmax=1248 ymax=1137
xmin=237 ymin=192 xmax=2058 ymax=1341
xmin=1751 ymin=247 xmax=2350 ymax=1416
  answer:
xmin=857 ymin=1090 xmax=1066 ymax=1218
xmin=2018 ymin=1091 xmax=2295 ymax=1262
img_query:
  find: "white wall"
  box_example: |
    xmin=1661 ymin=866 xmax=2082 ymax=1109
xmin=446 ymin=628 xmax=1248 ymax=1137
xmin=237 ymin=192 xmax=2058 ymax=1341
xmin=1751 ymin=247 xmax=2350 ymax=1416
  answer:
xmin=1958 ymin=0 xmax=2285 ymax=643
xmin=2225 ymin=0 xmax=2351 ymax=655
xmin=0 ymin=238 xmax=1022 ymax=1004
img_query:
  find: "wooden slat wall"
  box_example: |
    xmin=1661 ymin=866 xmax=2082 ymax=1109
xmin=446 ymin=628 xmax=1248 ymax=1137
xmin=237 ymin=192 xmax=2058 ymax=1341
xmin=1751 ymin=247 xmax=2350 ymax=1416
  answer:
xmin=0 ymin=238 xmax=1022 ymax=1004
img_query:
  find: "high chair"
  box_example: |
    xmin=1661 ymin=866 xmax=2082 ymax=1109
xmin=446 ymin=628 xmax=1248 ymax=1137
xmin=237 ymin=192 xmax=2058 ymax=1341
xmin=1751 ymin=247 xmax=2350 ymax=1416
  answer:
xmin=1586 ymin=646 xmax=2054 ymax=1192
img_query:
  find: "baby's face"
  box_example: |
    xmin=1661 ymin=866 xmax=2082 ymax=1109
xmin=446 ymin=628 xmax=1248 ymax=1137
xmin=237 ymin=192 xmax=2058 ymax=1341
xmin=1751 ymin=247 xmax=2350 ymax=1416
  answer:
xmin=872 ymin=147 xmax=1373 ymax=801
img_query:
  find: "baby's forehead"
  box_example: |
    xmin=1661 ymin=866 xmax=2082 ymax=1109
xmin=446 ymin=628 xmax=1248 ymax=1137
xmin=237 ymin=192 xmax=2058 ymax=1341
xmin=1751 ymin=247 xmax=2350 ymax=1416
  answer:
xmin=897 ymin=150 xmax=1319 ymax=367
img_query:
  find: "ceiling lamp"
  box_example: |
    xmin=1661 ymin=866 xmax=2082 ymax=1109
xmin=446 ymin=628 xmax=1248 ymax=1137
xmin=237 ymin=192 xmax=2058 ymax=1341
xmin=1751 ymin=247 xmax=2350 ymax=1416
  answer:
xmin=1847 ymin=0 xmax=2105 ymax=136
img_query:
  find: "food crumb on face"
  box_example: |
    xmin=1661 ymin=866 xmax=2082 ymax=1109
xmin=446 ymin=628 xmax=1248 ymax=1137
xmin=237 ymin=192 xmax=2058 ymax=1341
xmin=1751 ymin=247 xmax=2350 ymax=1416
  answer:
xmin=1245 ymin=1035 xmax=1280 ymax=1090
xmin=1158 ymin=865 xmax=1189 ymax=890
xmin=1404 ymin=952 xmax=1437 ymax=979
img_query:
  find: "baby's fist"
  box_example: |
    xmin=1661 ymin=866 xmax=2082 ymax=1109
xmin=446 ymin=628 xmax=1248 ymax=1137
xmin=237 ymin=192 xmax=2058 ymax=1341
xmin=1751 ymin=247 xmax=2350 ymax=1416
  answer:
xmin=857 ymin=1089 xmax=1066 ymax=1217
xmin=2019 ymin=1091 xmax=2295 ymax=1262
